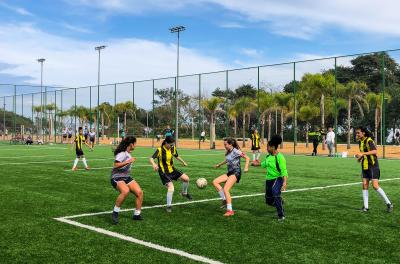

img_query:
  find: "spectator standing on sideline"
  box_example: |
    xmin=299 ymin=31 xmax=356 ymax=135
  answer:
xmin=326 ymin=127 xmax=335 ymax=157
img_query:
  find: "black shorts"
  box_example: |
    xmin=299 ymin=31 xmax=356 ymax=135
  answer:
xmin=90 ymin=137 xmax=95 ymax=143
xmin=68 ymin=135 xmax=72 ymax=139
xmin=227 ymin=169 xmax=242 ymax=183
xmin=362 ymin=167 xmax=380 ymax=180
xmin=62 ymin=135 xmax=67 ymax=139
xmin=76 ymin=149 xmax=84 ymax=157
xmin=111 ymin=176 xmax=134 ymax=189
xmin=251 ymin=146 xmax=260 ymax=151
xmin=159 ymin=169 xmax=183 ymax=185
xmin=84 ymin=135 xmax=88 ymax=140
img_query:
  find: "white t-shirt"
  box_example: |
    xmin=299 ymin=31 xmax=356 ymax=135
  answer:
xmin=201 ymin=131 xmax=205 ymax=137
xmin=326 ymin=131 xmax=335 ymax=144
xmin=111 ymin=151 xmax=132 ymax=178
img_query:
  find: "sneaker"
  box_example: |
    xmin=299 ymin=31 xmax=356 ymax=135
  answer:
xmin=387 ymin=203 xmax=393 ymax=213
xmin=220 ymin=200 xmax=227 ymax=209
xmin=85 ymin=167 xmax=90 ymax=170
xmin=112 ymin=211 xmax=119 ymax=225
xmin=166 ymin=206 xmax=172 ymax=213
xmin=278 ymin=216 xmax=285 ymax=222
xmin=223 ymin=210 xmax=234 ymax=217
xmin=132 ymin=214 xmax=143 ymax=220
xmin=181 ymin=192 xmax=193 ymax=200
xmin=360 ymin=206 xmax=369 ymax=212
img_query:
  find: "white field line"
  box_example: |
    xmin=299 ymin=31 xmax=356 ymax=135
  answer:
xmin=0 ymin=153 xmax=221 ymax=166
xmin=0 ymin=147 xmax=68 ymax=151
xmin=54 ymin=177 xmax=400 ymax=264
xmin=59 ymin=177 xmax=400 ymax=220
xmin=63 ymin=165 xmax=152 ymax=171
xmin=53 ymin=217 xmax=223 ymax=264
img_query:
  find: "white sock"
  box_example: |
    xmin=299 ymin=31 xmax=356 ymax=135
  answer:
xmin=252 ymin=153 xmax=256 ymax=161
xmin=227 ymin=203 xmax=233 ymax=211
xmin=82 ymin=158 xmax=88 ymax=168
xmin=376 ymin=188 xmax=391 ymax=205
xmin=167 ymin=191 xmax=173 ymax=206
xmin=182 ymin=182 xmax=189 ymax=194
xmin=73 ymin=158 xmax=79 ymax=168
xmin=256 ymin=152 xmax=261 ymax=160
xmin=134 ymin=209 xmax=141 ymax=216
xmin=113 ymin=206 xmax=120 ymax=212
xmin=218 ymin=189 xmax=226 ymax=200
xmin=362 ymin=190 xmax=369 ymax=209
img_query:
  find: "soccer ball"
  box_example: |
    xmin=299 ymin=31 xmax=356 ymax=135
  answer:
xmin=196 ymin=178 xmax=207 ymax=189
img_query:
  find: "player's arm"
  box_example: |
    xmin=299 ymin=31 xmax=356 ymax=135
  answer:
xmin=84 ymin=141 xmax=92 ymax=149
xmin=279 ymin=155 xmax=288 ymax=191
xmin=114 ymin=157 xmax=135 ymax=168
xmin=241 ymin=153 xmax=250 ymax=172
xmin=214 ymin=160 xmax=226 ymax=168
xmin=149 ymin=149 xmax=159 ymax=171
xmin=175 ymin=156 xmax=187 ymax=166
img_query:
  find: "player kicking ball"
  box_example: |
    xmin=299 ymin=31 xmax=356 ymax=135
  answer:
xmin=355 ymin=126 xmax=393 ymax=213
xmin=71 ymin=127 xmax=92 ymax=171
xmin=149 ymin=136 xmax=192 ymax=213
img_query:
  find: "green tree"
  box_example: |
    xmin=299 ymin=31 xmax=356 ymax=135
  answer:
xmin=274 ymin=92 xmax=292 ymax=148
xmin=202 ymin=97 xmax=224 ymax=149
xmin=234 ymin=97 xmax=255 ymax=147
xmin=298 ymin=105 xmax=320 ymax=147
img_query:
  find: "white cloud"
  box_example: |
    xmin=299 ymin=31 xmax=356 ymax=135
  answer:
xmin=62 ymin=23 xmax=93 ymax=34
xmin=0 ymin=23 xmax=227 ymax=109
xmin=67 ymin=0 xmax=400 ymax=39
xmin=0 ymin=1 xmax=33 ymax=16
xmin=218 ymin=22 xmax=245 ymax=29
xmin=239 ymin=48 xmax=263 ymax=57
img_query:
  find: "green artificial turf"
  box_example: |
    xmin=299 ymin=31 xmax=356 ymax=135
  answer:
xmin=0 ymin=144 xmax=399 ymax=263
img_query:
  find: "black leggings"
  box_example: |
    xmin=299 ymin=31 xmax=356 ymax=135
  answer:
xmin=265 ymin=177 xmax=284 ymax=218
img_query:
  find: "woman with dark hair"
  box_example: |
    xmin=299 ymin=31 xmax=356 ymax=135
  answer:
xmin=149 ymin=136 xmax=191 ymax=213
xmin=355 ymin=127 xmax=393 ymax=213
xmin=213 ymin=138 xmax=250 ymax=217
xmin=111 ymin=136 xmax=143 ymax=224
xmin=261 ymin=135 xmax=288 ymax=221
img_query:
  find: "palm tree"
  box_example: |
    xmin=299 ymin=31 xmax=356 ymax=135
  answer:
xmin=227 ymin=105 xmax=238 ymax=138
xmin=366 ymin=92 xmax=392 ymax=144
xmin=45 ymin=103 xmax=56 ymax=138
xmin=300 ymin=73 xmax=335 ymax=149
xmin=298 ymin=105 xmax=320 ymax=147
xmin=33 ymin=105 xmax=42 ymax=137
xmin=274 ymin=92 xmax=292 ymax=148
xmin=341 ymin=81 xmax=368 ymax=149
xmin=258 ymin=91 xmax=274 ymax=143
xmin=97 ymin=102 xmax=112 ymax=137
xmin=234 ymin=97 xmax=255 ymax=147
xmin=202 ymin=97 xmax=224 ymax=148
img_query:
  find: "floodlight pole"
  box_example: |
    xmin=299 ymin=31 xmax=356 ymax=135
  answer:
xmin=170 ymin=25 xmax=186 ymax=147
xmin=95 ymin=45 xmax=106 ymax=145
xmin=37 ymin=58 xmax=45 ymax=139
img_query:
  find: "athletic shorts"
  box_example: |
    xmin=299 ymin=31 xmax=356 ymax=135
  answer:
xmin=251 ymin=146 xmax=260 ymax=151
xmin=76 ymin=149 xmax=84 ymax=158
xmin=68 ymin=135 xmax=72 ymax=139
xmin=84 ymin=135 xmax=88 ymax=140
xmin=227 ymin=169 xmax=242 ymax=183
xmin=158 ymin=169 xmax=183 ymax=185
xmin=362 ymin=166 xmax=380 ymax=180
xmin=111 ymin=176 xmax=134 ymax=189
xmin=62 ymin=135 xmax=67 ymax=139
xmin=90 ymin=137 xmax=95 ymax=142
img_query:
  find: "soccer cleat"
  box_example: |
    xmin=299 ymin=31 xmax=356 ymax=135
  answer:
xmin=223 ymin=210 xmax=234 ymax=217
xmin=132 ymin=214 xmax=143 ymax=221
xmin=72 ymin=167 xmax=78 ymax=171
xmin=220 ymin=200 xmax=227 ymax=209
xmin=85 ymin=167 xmax=90 ymax=170
xmin=112 ymin=211 xmax=119 ymax=225
xmin=166 ymin=206 xmax=172 ymax=213
xmin=360 ymin=206 xmax=369 ymax=212
xmin=387 ymin=203 xmax=393 ymax=213
xmin=278 ymin=216 xmax=285 ymax=222
xmin=181 ymin=192 xmax=193 ymax=200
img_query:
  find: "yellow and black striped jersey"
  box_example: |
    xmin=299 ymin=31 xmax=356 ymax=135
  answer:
xmin=152 ymin=146 xmax=179 ymax=173
xmin=75 ymin=135 xmax=85 ymax=150
xmin=251 ymin=133 xmax=260 ymax=148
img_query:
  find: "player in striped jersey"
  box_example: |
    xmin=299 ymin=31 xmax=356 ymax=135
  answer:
xmin=149 ymin=136 xmax=192 ymax=213
xmin=251 ymin=129 xmax=261 ymax=165
xmin=71 ymin=127 xmax=92 ymax=171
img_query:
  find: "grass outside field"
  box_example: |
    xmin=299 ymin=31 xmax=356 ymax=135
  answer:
xmin=0 ymin=143 xmax=399 ymax=263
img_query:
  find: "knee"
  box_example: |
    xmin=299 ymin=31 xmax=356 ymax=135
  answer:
xmin=121 ymin=189 xmax=130 ymax=196
xmin=265 ymin=198 xmax=274 ymax=206
xmin=373 ymin=184 xmax=379 ymax=190
xmin=212 ymin=179 xmax=219 ymax=187
xmin=167 ymin=183 xmax=175 ymax=192
xmin=136 ymin=189 xmax=143 ymax=198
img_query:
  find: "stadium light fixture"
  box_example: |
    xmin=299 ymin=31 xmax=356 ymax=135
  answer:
xmin=37 ymin=58 xmax=45 ymax=138
xmin=169 ymin=26 xmax=186 ymax=146
xmin=95 ymin=45 xmax=106 ymax=145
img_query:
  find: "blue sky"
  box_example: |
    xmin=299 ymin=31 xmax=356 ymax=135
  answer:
xmin=0 ymin=0 xmax=400 ymax=92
